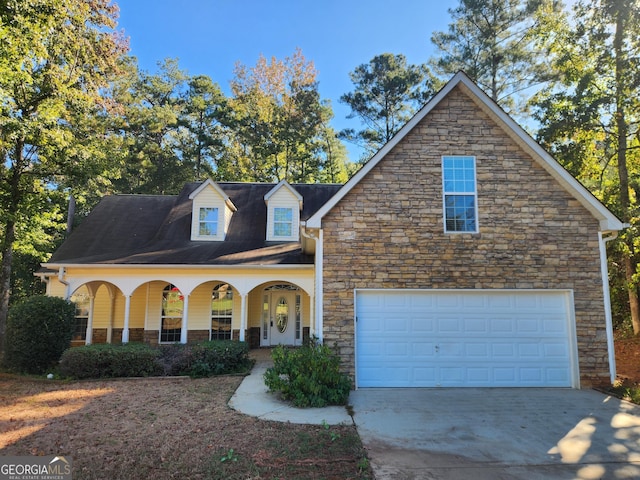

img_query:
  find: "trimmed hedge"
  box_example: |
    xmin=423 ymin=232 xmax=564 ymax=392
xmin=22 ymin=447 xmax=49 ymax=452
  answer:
xmin=188 ymin=340 xmax=252 ymax=377
xmin=59 ymin=343 xmax=162 ymax=379
xmin=4 ymin=295 xmax=76 ymax=374
xmin=59 ymin=340 xmax=252 ymax=379
xmin=263 ymin=338 xmax=352 ymax=407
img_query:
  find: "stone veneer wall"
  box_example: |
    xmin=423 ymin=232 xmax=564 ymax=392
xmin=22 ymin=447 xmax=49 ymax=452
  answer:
xmin=321 ymin=86 xmax=609 ymax=387
xmin=111 ymin=328 xmax=144 ymax=344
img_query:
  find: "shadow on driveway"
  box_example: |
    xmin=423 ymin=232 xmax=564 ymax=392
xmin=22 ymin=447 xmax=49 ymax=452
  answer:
xmin=349 ymin=388 xmax=640 ymax=479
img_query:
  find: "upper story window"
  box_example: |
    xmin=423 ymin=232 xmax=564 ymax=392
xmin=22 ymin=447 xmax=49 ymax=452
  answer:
xmin=189 ymin=179 xmax=236 ymax=241
xmin=442 ymin=156 xmax=478 ymax=233
xmin=274 ymin=207 xmax=293 ymax=237
xmin=199 ymin=207 xmax=219 ymax=237
xmin=264 ymin=180 xmax=302 ymax=241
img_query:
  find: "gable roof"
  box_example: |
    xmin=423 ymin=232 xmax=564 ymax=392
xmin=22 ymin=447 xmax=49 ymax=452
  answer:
xmin=46 ymin=182 xmax=341 ymax=267
xmin=306 ymin=71 xmax=625 ymax=232
xmin=264 ymin=179 xmax=303 ymax=209
xmin=188 ymin=178 xmax=237 ymax=211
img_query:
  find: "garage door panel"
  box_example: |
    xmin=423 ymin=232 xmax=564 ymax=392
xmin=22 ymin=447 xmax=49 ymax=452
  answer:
xmin=411 ymin=316 xmax=435 ymax=331
xmin=464 ymin=318 xmax=489 ymax=332
xmin=411 ymin=342 xmax=436 ymax=357
xmin=385 ymin=317 xmax=409 ymax=333
xmin=491 ymin=317 xmax=516 ymax=333
xmin=438 ymin=317 xmax=462 ymax=332
xmin=464 ymin=343 xmax=489 ymax=357
xmin=356 ymin=290 xmax=574 ymax=388
xmin=386 ymin=342 xmax=409 ymax=356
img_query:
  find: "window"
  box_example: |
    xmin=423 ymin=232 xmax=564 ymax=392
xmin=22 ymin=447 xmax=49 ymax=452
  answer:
xmin=161 ymin=284 xmax=183 ymax=343
xmin=211 ymin=284 xmax=232 ymax=340
xmin=199 ymin=207 xmax=219 ymax=236
xmin=273 ymin=207 xmax=293 ymax=237
xmin=71 ymin=292 xmax=90 ymax=341
xmin=442 ymin=156 xmax=478 ymax=233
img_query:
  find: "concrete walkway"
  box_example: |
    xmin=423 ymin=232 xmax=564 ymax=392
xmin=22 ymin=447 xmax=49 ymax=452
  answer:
xmin=229 ymin=351 xmax=640 ymax=479
xmin=227 ymin=349 xmax=353 ymax=425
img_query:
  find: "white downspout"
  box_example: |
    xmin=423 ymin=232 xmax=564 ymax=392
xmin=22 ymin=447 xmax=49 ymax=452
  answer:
xmin=599 ymin=231 xmax=619 ymax=384
xmin=57 ymin=267 xmax=70 ymax=300
xmin=301 ymin=223 xmax=323 ymax=342
xmin=315 ymin=229 xmax=324 ymax=342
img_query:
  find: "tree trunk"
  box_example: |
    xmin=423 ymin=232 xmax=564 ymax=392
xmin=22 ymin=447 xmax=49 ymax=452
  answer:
xmin=0 ymin=221 xmax=15 ymax=361
xmin=613 ymin=2 xmax=640 ymax=335
xmin=0 ymin=140 xmax=24 ymax=361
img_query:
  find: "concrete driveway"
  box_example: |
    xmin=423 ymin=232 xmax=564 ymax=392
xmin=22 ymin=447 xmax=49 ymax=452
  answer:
xmin=349 ymin=388 xmax=640 ymax=479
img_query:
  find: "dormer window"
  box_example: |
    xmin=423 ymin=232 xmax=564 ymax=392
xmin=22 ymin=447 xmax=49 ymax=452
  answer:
xmin=199 ymin=207 xmax=219 ymax=236
xmin=189 ymin=179 xmax=237 ymax=241
xmin=274 ymin=207 xmax=293 ymax=237
xmin=264 ymin=180 xmax=302 ymax=242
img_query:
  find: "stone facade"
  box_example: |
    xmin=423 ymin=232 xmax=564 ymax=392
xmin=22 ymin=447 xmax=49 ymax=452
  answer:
xmin=321 ymin=85 xmax=609 ymax=388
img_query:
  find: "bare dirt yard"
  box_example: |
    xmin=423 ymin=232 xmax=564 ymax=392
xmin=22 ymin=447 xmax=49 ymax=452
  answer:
xmin=615 ymin=334 xmax=640 ymax=384
xmin=2 ymin=337 xmax=637 ymax=479
xmin=0 ymin=374 xmax=371 ymax=479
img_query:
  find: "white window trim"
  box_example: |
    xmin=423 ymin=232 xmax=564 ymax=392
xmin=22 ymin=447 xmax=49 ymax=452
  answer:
xmin=211 ymin=284 xmax=233 ymax=341
xmin=442 ymin=155 xmax=479 ymax=234
xmin=272 ymin=207 xmax=294 ymax=239
xmin=160 ymin=284 xmax=183 ymax=344
xmin=198 ymin=207 xmax=219 ymax=238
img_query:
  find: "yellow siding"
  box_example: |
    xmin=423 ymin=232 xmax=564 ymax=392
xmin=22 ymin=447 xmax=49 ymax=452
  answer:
xmin=129 ymin=287 xmax=146 ymax=328
xmin=92 ymin=285 xmax=113 ymax=329
xmin=145 ymin=282 xmax=165 ymax=331
xmin=247 ymin=290 xmax=265 ymax=329
xmin=47 ymin=278 xmax=67 ymax=298
xmin=112 ymin=294 xmax=125 ymax=328
xmin=189 ymin=283 xmax=211 ymax=330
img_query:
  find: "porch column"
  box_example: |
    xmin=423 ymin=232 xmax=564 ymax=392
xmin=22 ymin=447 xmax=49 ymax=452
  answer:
xmin=180 ymin=294 xmax=189 ymax=344
xmin=239 ymin=293 xmax=248 ymax=341
xmin=107 ymin=292 xmax=115 ymax=343
xmin=122 ymin=294 xmax=131 ymax=343
xmin=85 ymin=295 xmax=95 ymax=345
xmin=309 ymin=292 xmax=315 ymax=338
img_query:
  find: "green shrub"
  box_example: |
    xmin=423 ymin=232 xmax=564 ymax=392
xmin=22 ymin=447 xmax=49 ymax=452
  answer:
xmin=264 ymin=338 xmax=352 ymax=407
xmin=4 ymin=295 xmax=76 ymax=374
xmin=187 ymin=340 xmax=251 ymax=378
xmin=59 ymin=343 xmax=162 ymax=379
xmin=58 ymin=339 xmax=251 ymax=379
xmin=157 ymin=343 xmax=193 ymax=376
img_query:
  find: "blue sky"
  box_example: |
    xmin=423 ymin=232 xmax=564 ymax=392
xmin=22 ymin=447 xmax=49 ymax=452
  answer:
xmin=115 ymin=0 xmax=460 ymax=159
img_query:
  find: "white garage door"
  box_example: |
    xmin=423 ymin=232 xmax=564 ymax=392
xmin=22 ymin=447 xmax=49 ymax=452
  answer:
xmin=355 ymin=290 xmax=576 ymax=388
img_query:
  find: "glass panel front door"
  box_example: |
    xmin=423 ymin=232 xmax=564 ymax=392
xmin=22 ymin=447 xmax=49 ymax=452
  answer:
xmin=262 ymin=290 xmax=297 ymax=346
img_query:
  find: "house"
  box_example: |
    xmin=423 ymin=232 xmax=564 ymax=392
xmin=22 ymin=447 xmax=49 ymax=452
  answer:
xmin=41 ymin=72 xmax=625 ymax=389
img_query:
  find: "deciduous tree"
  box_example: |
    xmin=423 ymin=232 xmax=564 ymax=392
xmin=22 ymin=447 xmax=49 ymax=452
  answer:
xmin=533 ymin=0 xmax=640 ymax=334
xmin=0 ymin=0 xmax=127 ymax=358
xmin=227 ymin=49 xmax=342 ymax=182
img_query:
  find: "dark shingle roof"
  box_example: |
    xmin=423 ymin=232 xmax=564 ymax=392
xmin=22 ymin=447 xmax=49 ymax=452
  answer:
xmin=48 ymin=182 xmax=342 ymax=266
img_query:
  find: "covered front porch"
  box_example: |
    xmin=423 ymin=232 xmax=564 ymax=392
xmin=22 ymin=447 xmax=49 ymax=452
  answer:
xmin=43 ymin=265 xmax=319 ymax=349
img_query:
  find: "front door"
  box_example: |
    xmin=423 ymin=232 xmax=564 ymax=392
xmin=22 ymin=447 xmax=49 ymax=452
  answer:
xmin=261 ymin=288 xmax=300 ymax=346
